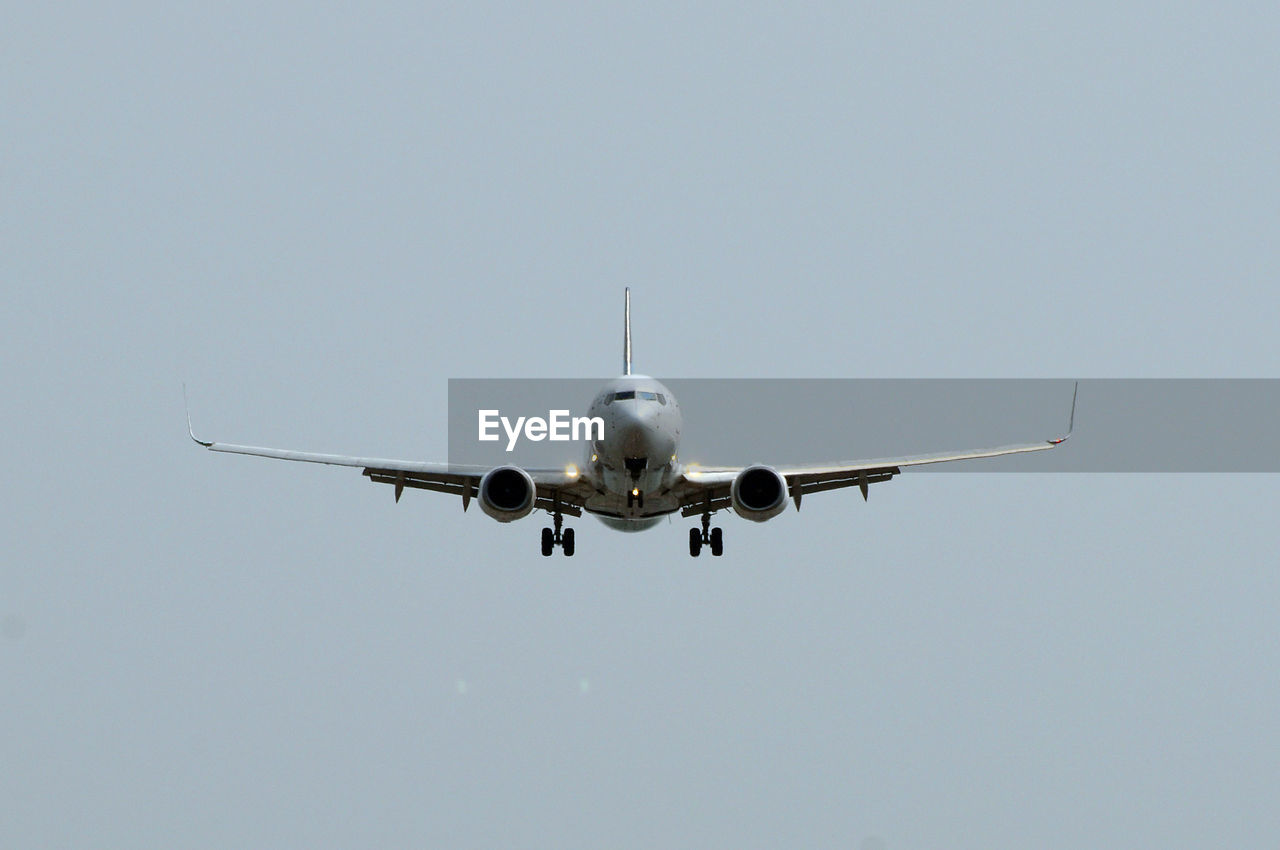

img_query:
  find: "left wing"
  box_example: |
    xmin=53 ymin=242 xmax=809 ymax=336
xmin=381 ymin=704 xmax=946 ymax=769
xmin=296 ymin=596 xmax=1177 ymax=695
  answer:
xmin=673 ymin=382 xmax=1077 ymax=515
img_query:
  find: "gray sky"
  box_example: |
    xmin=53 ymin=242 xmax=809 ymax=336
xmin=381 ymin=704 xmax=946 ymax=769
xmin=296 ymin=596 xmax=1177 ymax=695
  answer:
xmin=3 ymin=2 xmax=1278 ymax=847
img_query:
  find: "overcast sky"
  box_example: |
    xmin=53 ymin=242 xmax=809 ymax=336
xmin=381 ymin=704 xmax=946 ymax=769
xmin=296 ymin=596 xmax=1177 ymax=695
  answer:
xmin=3 ymin=2 xmax=1278 ymax=848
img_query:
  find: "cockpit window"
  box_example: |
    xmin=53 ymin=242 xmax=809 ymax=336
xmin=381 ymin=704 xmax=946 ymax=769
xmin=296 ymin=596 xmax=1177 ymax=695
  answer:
xmin=610 ymin=390 xmax=667 ymax=404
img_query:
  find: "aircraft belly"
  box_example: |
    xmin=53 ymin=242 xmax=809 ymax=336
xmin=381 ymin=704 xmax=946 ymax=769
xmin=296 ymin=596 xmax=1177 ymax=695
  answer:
xmin=584 ymin=491 xmax=679 ymax=518
xmin=592 ymin=515 xmax=663 ymax=533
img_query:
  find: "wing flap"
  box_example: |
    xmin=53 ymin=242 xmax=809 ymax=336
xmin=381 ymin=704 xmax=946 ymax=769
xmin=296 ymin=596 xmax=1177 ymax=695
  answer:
xmin=789 ymin=469 xmax=898 ymax=494
xmin=364 ymin=469 xmax=475 ymax=498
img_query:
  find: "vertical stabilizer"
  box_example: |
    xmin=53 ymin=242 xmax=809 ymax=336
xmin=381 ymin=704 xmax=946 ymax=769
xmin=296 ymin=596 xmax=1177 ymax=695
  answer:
xmin=623 ymin=287 xmax=632 ymax=376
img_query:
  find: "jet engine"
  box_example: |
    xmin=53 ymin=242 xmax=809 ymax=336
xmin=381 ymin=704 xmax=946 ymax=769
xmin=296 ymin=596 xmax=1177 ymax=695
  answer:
xmin=479 ymin=466 xmax=537 ymax=522
xmin=730 ymin=465 xmax=788 ymax=522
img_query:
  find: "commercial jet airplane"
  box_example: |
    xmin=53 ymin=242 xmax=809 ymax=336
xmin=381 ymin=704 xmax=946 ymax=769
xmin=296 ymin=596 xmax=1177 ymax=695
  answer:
xmin=189 ymin=290 xmax=1075 ymax=557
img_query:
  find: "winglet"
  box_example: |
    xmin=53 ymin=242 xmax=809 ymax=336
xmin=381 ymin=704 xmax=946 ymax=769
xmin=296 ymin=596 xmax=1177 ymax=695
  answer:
xmin=623 ymin=287 xmax=632 ymax=376
xmin=183 ymin=384 xmax=213 ymax=447
xmin=1047 ymin=381 xmax=1078 ymax=445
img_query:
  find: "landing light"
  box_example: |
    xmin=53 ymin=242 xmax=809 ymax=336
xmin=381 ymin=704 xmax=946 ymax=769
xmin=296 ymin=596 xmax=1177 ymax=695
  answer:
xmin=565 ymin=464 xmax=579 ymax=478
xmin=632 ymin=488 xmax=639 ymax=497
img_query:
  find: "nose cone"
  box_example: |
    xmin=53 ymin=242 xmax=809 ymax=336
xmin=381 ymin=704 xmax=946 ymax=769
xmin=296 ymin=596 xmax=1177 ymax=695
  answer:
xmin=614 ymin=401 xmax=652 ymax=455
xmin=612 ymin=400 xmax=675 ymax=462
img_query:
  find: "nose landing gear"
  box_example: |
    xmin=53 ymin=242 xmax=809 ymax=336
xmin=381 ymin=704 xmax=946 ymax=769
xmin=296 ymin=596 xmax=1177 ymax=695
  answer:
xmin=625 ymin=457 xmax=647 ymax=510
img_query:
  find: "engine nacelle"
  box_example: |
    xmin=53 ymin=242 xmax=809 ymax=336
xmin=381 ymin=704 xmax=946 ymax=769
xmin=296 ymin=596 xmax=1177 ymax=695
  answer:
xmin=479 ymin=466 xmax=536 ymax=522
xmin=730 ymin=465 xmax=788 ymax=522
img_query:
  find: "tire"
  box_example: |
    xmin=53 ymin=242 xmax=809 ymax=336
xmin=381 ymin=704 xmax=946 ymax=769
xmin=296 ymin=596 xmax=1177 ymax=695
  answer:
xmin=709 ymin=527 xmax=723 ymax=557
xmin=541 ymin=527 xmax=554 ymax=556
xmin=689 ymin=528 xmax=702 ymax=557
xmin=562 ymin=528 xmax=575 ymax=557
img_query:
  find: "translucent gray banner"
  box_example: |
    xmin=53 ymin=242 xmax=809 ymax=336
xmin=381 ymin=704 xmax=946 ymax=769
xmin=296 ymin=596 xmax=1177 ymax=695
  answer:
xmin=447 ymin=379 xmax=1280 ymax=472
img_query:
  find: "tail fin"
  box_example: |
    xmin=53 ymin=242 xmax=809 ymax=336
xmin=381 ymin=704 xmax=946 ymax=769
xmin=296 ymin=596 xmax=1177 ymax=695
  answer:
xmin=623 ymin=287 xmax=632 ymax=376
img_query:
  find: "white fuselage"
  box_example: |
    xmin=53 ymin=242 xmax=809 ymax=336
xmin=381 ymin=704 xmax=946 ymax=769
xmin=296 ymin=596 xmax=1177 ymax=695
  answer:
xmin=581 ymin=374 xmax=683 ymax=531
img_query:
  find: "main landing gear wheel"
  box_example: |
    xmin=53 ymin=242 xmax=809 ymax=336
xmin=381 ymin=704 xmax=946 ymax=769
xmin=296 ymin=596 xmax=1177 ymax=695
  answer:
xmin=689 ymin=512 xmax=723 ymax=557
xmin=542 ymin=504 xmax=574 ymax=557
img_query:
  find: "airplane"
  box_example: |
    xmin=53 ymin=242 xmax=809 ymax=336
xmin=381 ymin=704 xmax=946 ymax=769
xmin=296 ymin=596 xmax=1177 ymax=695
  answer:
xmin=188 ymin=289 xmax=1076 ymax=557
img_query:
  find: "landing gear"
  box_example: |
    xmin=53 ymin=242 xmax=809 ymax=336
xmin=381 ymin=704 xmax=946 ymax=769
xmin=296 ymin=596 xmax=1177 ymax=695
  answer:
xmin=625 ymin=458 xmax=647 ymax=510
xmin=689 ymin=512 xmax=723 ymax=557
xmin=541 ymin=503 xmax=574 ymax=557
